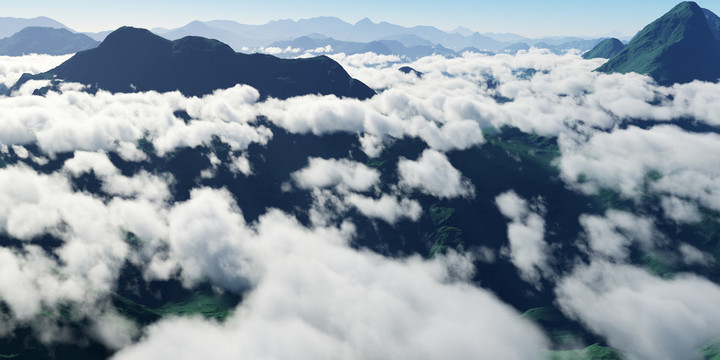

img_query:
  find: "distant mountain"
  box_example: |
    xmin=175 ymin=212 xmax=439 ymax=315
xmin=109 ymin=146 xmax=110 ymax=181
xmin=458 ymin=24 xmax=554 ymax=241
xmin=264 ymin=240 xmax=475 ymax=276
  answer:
xmin=268 ymin=36 xmax=457 ymax=59
xmin=501 ymin=38 xmax=604 ymax=55
xmin=597 ymin=1 xmax=720 ymax=85
xmin=452 ymin=26 xmax=474 ymax=37
xmin=582 ymin=38 xmax=624 ymax=59
xmin=501 ymin=42 xmax=531 ymax=54
xmin=0 ymin=16 xmax=69 ymax=38
xmin=0 ymin=27 xmax=99 ymax=56
xmin=183 ymin=17 xmax=507 ymax=51
xmin=483 ymin=32 xmax=531 ymax=43
xmin=12 ymin=27 xmax=375 ymax=100
xmin=379 ymin=34 xmax=433 ymax=47
xmin=206 ymin=17 xmax=354 ymax=48
xmin=83 ymin=30 xmax=113 ymax=42
xmin=159 ymin=20 xmax=251 ymax=51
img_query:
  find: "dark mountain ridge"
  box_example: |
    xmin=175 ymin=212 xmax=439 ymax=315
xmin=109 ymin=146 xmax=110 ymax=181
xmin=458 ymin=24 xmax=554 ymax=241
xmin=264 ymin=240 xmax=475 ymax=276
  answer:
xmin=11 ymin=26 xmax=375 ymax=100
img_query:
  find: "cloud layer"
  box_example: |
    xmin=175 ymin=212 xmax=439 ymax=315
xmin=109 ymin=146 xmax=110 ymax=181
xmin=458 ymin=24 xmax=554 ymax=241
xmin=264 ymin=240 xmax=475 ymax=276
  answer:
xmin=0 ymin=48 xmax=720 ymax=359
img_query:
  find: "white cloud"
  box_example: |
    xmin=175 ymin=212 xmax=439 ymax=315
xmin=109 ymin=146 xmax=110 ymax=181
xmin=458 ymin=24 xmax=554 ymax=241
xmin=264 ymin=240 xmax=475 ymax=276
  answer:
xmin=578 ymin=210 xmax=657 ymax=260
xmin=398 ymin=149 xmax=474 ymax=199
xmin=114 ymin=207 xmax=548 ymax=360
xmin=559 ymin=125 xmax=720 ymax=212
xmin=148 ymin=188 xmax=255 ymax=292
xmin=292 ymin=157 xmax=380 ymax=192
xmin=556 ymin=261 xmax=720 ymax=360
xmin=0 ymin=84 xmax=269 ymax=158
xmin=495 ymin=191 xmax=551 ymax=285
xmin=63 ymin=151 xmax=171 ymax=202
xmin=660 ymin=196 xmax=703 ymax=224
xmin=0 ymin=54 xmax=70 ymax=87
xmin=345 ymin=193 xmax=422 ymax=224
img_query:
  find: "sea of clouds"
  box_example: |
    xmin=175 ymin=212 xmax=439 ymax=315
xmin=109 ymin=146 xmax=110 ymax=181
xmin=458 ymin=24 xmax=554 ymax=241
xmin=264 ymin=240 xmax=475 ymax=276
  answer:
xmin=0 ymin=49 xmax=719 ymax=359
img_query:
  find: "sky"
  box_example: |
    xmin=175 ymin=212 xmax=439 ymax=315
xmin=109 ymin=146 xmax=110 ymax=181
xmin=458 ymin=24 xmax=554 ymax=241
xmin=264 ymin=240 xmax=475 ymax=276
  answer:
xmin=3 ymin=0 xmax=720 ymax=37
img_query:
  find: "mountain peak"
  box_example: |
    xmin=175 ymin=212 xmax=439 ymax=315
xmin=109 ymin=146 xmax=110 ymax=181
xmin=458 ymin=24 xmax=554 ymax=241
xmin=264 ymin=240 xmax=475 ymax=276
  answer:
xmin=452 ymin=26 xmax=474 ymax=36
xmin=100 ymin=26 xmax=170 ymax=49
xmin=355 ymin=17 xmax=375 ymax=26
xmin=596 ymin=1 xmax=720 ymax=85
xmin=582 ymin=38 xmax=624 ymax=59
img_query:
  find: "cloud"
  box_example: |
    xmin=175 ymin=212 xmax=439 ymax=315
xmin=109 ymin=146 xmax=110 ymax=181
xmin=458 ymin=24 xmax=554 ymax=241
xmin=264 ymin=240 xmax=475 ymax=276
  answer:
xmin=0 ymin=84 xmax=269 ymax=157
xmin=559 ymin=125 xmax=720 ymax=213
xmin=495 ymin=191 xmax=551 ymax=285
xmin=345 ymin=193 xmax=422 ymax=224
xmin=291 ymin=157 xmax=422 ymax=225
xmin=0 ymin=54 xmax=70 ymax=87
xmin=556 ymin=261 xmax=720 ymax=360
xmin=398 ymin=149 xmax=475 ymax=199
xmin=292 ymin=157 xmax=380 ymax=192
xmin=147 ymin=188 xmax=255 ymax=292
xmin=63 ymin=151 xmax=171 ymax=202
xmin=114 ymin=206 xmax=548 ymax=360
xmin=1 ymin=47 xmax=720 ymax=358
xmin=578 ymin=210 xmax=657 ymax=260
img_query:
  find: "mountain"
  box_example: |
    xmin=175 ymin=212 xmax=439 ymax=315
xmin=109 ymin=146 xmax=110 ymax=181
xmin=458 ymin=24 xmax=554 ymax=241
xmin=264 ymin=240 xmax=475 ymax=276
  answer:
xmin=597 ymin=1 xmax=720 ymax=85
xmin=83 ymin=30 xmax=113 ymax=42
xmin=156 ymin=17 xmax=612 ymax=53
xmin=268 ymin=36 xmax=458 ymax=59
xmin=398 ymin=66 xmax=423 ymax=78
xmin=582 ymin=38 xmax=624 ymax=59
xmin=500 ymin=38 xmax=604 ymax=55
xmin=12 ymin=27 xmax=375 ymax=100
xmin=501 ymin=42 xmax=531 ymax=54
xmin=483 ymin=32 xmax=530 ymax=43
xmin=0 ymin=27 xmax=99 ymax=56
xmin=206 ymin=17 xmax=354 ymax=47
xmin=703 ymin=8 xmax=720 ymax=42
xmin=0 ymin=16 xmax=69 ymax=38
xmin=379 ymin=34 xmax=434 ymax=47
xmin=188 ymin=17 xmax=507 ymax=51
xmin=452 ymin=26 xmax=474 ymax=37
xmin=159 ymin=20 xmax=251 ymax=51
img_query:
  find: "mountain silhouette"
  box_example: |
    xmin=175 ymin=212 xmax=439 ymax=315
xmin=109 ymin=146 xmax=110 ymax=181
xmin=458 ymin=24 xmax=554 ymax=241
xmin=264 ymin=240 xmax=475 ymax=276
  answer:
xmin=0 ymin=16 xmax=69 ymax=38
xmin=12 ymin=27 xmax=375 ymax=100
xmin=582 ymin=38 xmax=624 ymax=59
xmin=398 ymin=66 xmax=423 ymax=78
xmin=0 ymin=27 xmax=99 ymax=56
xmin=596 ymin=1 xmax=720 ymax=85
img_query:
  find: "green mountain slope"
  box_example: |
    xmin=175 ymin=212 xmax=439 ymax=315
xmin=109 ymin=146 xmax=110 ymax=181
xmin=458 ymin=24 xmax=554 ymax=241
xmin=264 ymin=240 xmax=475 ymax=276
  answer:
xmin=703 ymin=8 xmax=720 ymax=42
xmin=596 ymin=1 xmax=720 ymax=85
xmin=583 ymin=38 xmax=624 ymax=59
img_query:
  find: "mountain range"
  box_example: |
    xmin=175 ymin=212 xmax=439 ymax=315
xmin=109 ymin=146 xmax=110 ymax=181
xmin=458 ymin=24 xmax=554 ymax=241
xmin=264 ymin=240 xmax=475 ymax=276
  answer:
xmin=12 ymin=27 xmax=374 ymax=100
xmin=0 ymin=15 xmax=613 ymax=57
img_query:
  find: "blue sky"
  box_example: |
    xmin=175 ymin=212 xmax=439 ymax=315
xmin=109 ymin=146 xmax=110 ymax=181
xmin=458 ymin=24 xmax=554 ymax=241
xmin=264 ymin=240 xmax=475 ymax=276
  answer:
xmin=4 ymin=0 xmax=720 ymax=37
